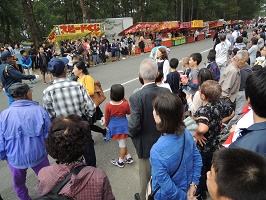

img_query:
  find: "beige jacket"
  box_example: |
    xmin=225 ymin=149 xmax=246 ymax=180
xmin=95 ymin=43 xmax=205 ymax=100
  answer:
xmin=219 ymin=62 xmax=240 ymax=102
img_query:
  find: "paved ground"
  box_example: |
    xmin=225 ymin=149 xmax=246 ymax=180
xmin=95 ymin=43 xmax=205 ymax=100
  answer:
xmin=0 ymin=38 xmax=214 ymax=200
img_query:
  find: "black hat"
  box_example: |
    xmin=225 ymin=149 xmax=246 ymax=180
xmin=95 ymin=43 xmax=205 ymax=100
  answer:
xmin=48 ymin=57 xmax=69 ymax=76
xmin=8 ymin=83 xmax=31 ymax=98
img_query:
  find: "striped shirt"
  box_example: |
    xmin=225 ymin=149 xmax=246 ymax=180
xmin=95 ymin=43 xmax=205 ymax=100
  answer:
xmin=43 ymin=78 xmax=95 ymax=119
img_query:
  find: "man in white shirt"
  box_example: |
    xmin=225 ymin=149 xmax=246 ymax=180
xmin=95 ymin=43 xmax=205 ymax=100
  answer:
xmin=215 ymin=34 xmax=230 ymax=74
xmin=232 ymin=25 xmax=241 ymax=43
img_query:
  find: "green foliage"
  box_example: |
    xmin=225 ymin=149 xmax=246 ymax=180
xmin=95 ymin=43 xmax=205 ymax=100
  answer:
xmin=2 ymin=0 xmax=265 ymax=43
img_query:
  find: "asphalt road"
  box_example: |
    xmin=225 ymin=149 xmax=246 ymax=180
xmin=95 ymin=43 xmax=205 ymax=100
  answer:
xmin=0 ymin=38 xmax=214 ymax=200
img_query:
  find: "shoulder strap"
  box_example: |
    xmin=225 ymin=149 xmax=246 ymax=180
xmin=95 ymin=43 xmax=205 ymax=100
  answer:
xmin=49 ymin=165 xmax=86 ymax=195
xmin=151 ymin=132 xmax=186 ymax=196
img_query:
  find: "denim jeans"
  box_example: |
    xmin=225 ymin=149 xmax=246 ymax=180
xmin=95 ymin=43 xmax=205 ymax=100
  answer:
xmin=5 ymin=91 xmax=14 ymax=107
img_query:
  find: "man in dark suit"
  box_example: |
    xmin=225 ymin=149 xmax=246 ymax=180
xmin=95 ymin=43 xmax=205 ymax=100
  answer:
xmin=128 ymin=58 xmax=170 ymax=200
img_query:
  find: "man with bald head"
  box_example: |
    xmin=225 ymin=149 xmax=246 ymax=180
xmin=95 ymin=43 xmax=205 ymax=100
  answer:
xmin=219 ymin=50 xmax=249 ymax=110
xmin=128 ymin=58 xmax=170 ymax=200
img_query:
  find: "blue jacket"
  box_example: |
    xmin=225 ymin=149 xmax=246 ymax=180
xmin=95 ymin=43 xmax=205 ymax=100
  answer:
xmin=150 ymin=129 xmax=202 ymax=200
xmin=20 ymin=56 xmax=32 ymax=69
xmin=0 ymin=62 xmax=36 ymax=90
xmin=230 ymin=122 xmax=266 ymax=157
xmin=0 ymin=100 xmax=51 ymax=168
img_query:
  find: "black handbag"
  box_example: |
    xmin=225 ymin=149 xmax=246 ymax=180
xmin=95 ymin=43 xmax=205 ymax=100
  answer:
xmin=148 ymin=132 xmax=186 ymax=200
xmin=35 ymin=165 xmax=85 ymax=200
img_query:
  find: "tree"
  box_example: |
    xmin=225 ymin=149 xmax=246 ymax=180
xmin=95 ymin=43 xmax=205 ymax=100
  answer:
xmin=21 ymin=0 xmax=42 ymax=46
xmin=80 ymin=0 xmax=87 ymax=23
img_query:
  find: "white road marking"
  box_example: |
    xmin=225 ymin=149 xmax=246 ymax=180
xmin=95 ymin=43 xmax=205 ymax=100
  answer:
xmin=103 ymin=47 xmax=213 ymax=93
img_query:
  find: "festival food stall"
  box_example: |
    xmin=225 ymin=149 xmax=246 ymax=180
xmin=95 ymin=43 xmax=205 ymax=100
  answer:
xmin=120 ymin=22 xmax=160 ymax=54
xmin=171 ymin=22 xmax=191 ymax=46
xmin=47 ymin=23 xmax=106 ymax=43
xmin=190 ymin=20 xmax=204 ymax=42
xmin=208 ymin=20 xmax=224 ymax=37
xmin=153 ymin=21 xmax=180 ymax=47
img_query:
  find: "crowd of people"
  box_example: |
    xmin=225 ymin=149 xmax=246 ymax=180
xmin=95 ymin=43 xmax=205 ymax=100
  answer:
xmin=0 ymin=24 xmax=266 ymax=200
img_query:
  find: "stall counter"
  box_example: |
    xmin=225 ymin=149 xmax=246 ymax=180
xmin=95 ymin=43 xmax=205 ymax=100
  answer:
xmin=198 ymin=34 xmax=205 ymax=41
xmin=162 ymin=39 xmax=172 ymax=47
xmin=186 ymin=36 xmax=195 ymax=43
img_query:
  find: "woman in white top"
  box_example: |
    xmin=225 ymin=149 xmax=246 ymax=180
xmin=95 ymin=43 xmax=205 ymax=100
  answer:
xmin=155 ymin=47 xmax=170 ymax=81
xmin=186 ymin=68 xmax=215 ymax=115
xmin=248 ymin=37 xmax=259 ymax=67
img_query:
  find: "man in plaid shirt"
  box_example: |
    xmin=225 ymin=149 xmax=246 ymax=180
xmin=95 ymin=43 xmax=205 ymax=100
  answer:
xmin=43 ymin=57 xmax=95 ymax=120
xmin=43 ymin=57 xmax=96 ymax=166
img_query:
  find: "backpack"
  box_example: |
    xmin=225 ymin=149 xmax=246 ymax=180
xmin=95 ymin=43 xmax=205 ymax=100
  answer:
xmin=35 ymin=165 xmax=85 ymax=200
xmin=207 ymin=62 xmax=220 ymax=81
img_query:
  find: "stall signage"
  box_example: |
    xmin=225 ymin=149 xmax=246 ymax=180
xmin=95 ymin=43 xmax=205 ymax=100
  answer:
xmin=180 ymin=22 xmax=192 ymax=28
xmin=56 ymin=23 xmax=104 ymax=35
xmin=163 ymin=21 xmax=179 ymax=28
xmin=191 ymin=20 xmax=203 ymax=28
xmin=208 ymin=21 xmax=216 ymax=29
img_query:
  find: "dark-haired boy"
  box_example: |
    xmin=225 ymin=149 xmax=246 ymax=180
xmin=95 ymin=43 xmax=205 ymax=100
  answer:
xmin=116 ymin=39 xmax=121 ymax=61
xmin=20 ymin=50 xmax=35 ymax=84
xmin=207 ymin=148 xmax=266 ymax=200
xmin=181 ymin=53 xmax=202 ymax=96
xmin=193 ymin=80 xmax=234 ymax=200
xmin=206 ymin=52 xmax=220 ymax=81
xmin=165 ymin=58 xmax=180 ymax=94
xmin=36 ymin=47 xmax=53 ymax=84
xmin=230 ymin=68 xmax=266 ymax=156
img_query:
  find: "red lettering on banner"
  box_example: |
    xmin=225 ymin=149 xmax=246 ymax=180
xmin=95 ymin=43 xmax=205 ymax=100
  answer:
xmin=59 ymin=25 xmax=76 ymax=34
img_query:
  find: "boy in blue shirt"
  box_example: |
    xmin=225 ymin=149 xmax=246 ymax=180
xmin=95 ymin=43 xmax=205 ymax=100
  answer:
xmin=20 ymin=50 xmax=35 ymax=84
xmin=206 ymin=51 xmax=220 ymax=82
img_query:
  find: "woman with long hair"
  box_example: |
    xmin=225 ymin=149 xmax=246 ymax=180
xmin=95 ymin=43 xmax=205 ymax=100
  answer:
xmin=155 ymin=47 xmax=170 ymax=81
xmin=73 ymin=60 xmax=106 ymax=138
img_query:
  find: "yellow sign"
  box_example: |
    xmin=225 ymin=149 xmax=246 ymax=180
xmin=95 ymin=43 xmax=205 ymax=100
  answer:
xmin=48 ymin=23 xmax=105 ymax=43
xmin=191 ymin=20 xmax=203 ymax=28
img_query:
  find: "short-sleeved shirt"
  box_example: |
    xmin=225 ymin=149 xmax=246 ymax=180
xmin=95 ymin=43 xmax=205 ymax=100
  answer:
xmin=166 ymin=71 xmax=180 ymax=94
xmin=187 ymin=68 xmax=199 ymax=95
xmin=194 ymin=100 xmax=233 ymax=153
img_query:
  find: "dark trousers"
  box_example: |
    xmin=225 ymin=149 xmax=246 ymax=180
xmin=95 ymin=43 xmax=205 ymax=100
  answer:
xmin=139 ymin=41 xmax=145 ymax=53
xmin=8 ymin=157 xmax=50 ymax=200
xmin=196 ymin=152 xmax=213 ymax=199
xmin=83 ymin=138 xmax=96 ymax=167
